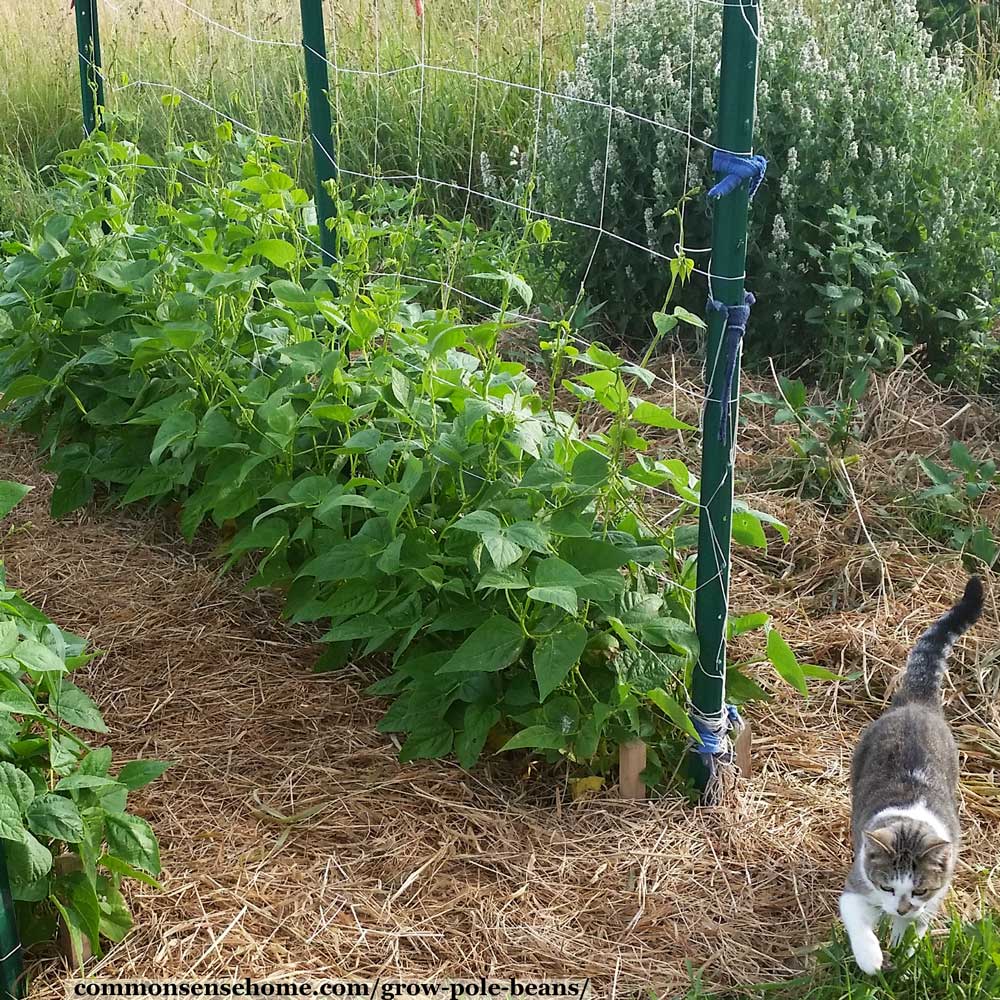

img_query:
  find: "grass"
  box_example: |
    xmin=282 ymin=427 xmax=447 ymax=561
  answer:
xmin=675 ymin=913 xmax=1000 ymax=999
xmin=0 ymin=0 xmax=590 ymax=230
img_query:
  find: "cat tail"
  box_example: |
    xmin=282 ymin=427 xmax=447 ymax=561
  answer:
xmin=895 ymin=576 xmax=984 ymax=706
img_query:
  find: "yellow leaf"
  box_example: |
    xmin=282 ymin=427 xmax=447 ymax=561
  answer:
xmin=570 ymin=776 xmax=605 ymax=801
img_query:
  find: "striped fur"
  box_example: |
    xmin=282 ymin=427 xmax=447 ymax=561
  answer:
xmin=894 ymin=576 xmax=984 ymax=706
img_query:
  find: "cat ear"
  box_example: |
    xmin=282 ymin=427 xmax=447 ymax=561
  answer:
xmin=919 ymin=838 xmax=951 ymax=867
xmin=863 ymin=827 xmax=895 ymax=854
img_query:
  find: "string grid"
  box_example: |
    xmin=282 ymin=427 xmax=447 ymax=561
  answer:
xmin=82 ymin=0 xmax=765 ymax=725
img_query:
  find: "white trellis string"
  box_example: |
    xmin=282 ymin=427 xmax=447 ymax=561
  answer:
xmin=86 ymin=0 xmax=766 ymax=702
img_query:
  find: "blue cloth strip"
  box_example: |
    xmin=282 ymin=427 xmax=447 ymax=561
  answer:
xmin=707 ymin=151 xmax=768 ymax=200
xmin=707 ymin=292 xmax=755 ymax=444
xmin=692 ymin=704 xmax=743 ymax=755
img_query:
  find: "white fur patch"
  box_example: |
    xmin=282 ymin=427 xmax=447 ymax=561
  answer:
xmin=866 ymin=799 xmax=952 ymax=844
xmin=908 ymin=768 xmax=930 ymax=784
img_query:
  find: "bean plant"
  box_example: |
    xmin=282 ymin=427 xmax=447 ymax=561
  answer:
xmin=0 ymin=482 xmax=166 ymax=963
xmin=0 ymin=131 xmax=812 ymax=789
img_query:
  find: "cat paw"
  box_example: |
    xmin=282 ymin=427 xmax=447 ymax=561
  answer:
xmin=852 ymin=937 xmax=884 ymax=976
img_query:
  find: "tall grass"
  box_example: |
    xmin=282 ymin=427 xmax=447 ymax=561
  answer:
xmin=0 ymin=0 xmax=589 ymax=229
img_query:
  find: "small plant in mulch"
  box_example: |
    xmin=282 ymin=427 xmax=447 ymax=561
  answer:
xmin=914 ymin=440 xmax=1000 ymax=569
xmin=0 ymin=480 xmax=168 ymax=966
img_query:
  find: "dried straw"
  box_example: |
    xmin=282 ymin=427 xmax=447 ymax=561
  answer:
xmin=0 ymin=367 xmax=997 ymax=998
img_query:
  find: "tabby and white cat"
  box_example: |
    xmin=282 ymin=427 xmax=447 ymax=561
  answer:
xmin=840 ymin=576 xmax=984 ymax=974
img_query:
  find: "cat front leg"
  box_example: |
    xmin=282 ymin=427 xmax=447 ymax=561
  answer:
xmin=840 ymin=890 xmax=884 ymax=975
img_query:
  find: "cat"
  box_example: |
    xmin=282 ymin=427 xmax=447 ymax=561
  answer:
xmin=839 ymin=575 xmax=984 ymax=975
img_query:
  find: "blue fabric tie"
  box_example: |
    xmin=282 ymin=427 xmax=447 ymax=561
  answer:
xmin=707 ymin=292 xmax=755 ymax=444
xmin=692 ymin=704 xmax=743 ymax=755
xmin=707 ymin=151 xmax=768 ymax=200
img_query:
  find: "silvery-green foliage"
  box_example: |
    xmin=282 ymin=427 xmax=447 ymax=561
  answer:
xmin=537 ymin=0 xmax=1000 ymax=375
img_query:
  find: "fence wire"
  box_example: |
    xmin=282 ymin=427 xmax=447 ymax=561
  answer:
xmin=77 ymin=0 xmax=765 ymax=700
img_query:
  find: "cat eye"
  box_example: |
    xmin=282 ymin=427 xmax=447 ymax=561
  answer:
xmin=879 ymin=884 xmax=893 ymax=893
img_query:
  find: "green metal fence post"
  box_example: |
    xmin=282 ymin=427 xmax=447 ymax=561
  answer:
xmin=299 ymin=0 xmax=339 ymax=268
xmin=74 ymin=0 xmax=106 ymax=136
xmin=0 ymin=844 xmax=23 ymax=999
xmin=689 ymin=0 xmax=760 ymax=798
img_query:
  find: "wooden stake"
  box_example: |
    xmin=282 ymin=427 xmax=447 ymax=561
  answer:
xmin=618 ymin=739 xmax=647 ymax=799
xmin=733 ymin=718 xmax=752 ymax=778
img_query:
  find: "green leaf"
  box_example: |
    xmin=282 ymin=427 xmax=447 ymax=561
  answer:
xmin=777 ymin=376 xmax=807 ymax=411
xmin=105 ymin=813 xmax=161 ymax=875
xmin=51 ymin=472 xmax=94 ymax=518
xmin=99 ymin=853 xmax=163 ymax=889
xmin=150 ymin=410 xmax=197 ymax=465
xmin=504 ymin=522 xmax=550 ymax=553
xmin=533 ymin=623 xmax=588 ymax=701
xmin=950 ymin=440 xmax=978 ymax=476
xmin=967 ymin=525 xmax=998 ymax=567
xmin=50 ymin=680 xmax=108 ymax=733
xmin=0 ymin=375 xmax=48 ymax=410
xmin=12 ymin=639 xmax=65 ymax=674
xmin=0 ymin=623 xmax=18 ymax=658
xmin=0 ymin=481 xmax=31 ymax=519
xmin=122 ymin=463 xmax=183 ymax=504
xmin=499 ymin=725 xmax=566 ymax=752
xmin=27 ymin=793 xmax=85 ymax=843
xmin=526 ymin=586 xmax=578 ymax=615
xmin=453 ymin=511 xmax=502 ymax=535
xmin=79 ymin=748 xmax=113 ymax=777
xmin=882 ymin=286 xmax=902 ymax=316
xmin=647 ymin=688 xmax=699 ymax=741
xmin=0 ymin=678 xmax=42 ymax=717
xmin=0 ymin=783 xmax=28 ymax=842
xmin=533 ymin=557 xmax=588 ymax=589
xmin=195 ymin=409 xmax=239 ymax=448
xmin=641 ymin=618 xmax=699 ymax=657
xmin=116 ymin=760 xmax=172 ymax=791
xmin=671 ymin=306 xmax=706 ymax=330
xmin=455 ymin=703 xmax=501 ymax=769
xmin=58 ymin=870 xmax=102 ymax=956
xmin=0 ymin=762 xmax=34 ymax=811
xmin=571 ymin=449 xmax=610 ymax=487
xmin=800 ymin=663 xmax=846 ymax=682
xmin=5 ymin=832 xmax=52 ymax=888
xmin=97 ymin=877 xmax=133 ymax=943
xmin=56 ymin=775 xmax=120 ymax=792
xmin=482 ymin=532 xmax=523 ymax=571
xmin=766 ymin=629 xmax=808 ymax=696
xmin=726 ymin=667 xmax=772 ymax=704
xmin=832 ymin=287 xmax=864 ymax=315
xmin=733 ymin=503 xmax=790 ymax=544
xmin=249 ymin=238 xmax=298 ymax=269
xmin=476 ymin=568 xmax=530 ymax=591
xmin=731 ymin=511 xmax=768 ymax=549
xmin=631 ymin=401 xmax=695 ymax=431
xmin=727 ymin=612 xmax=770 ymax=639
xmin=437 ymin=617 xmax=525 ymax=674
xmin=398 ymin=725 xmax=454 ymax=763
xmin=652 ymin=312 xmax=678 ymax=338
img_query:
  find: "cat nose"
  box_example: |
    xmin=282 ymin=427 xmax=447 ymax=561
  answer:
xmin=897 ymin=898 xmax=913 ymax=915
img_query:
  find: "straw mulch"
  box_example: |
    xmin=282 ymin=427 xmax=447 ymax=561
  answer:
xmin=1 ymin=369 xmax=997 ymax=999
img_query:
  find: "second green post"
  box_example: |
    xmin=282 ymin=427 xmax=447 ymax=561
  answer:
xmin=299 ymin=0 xmax=339 ymax=268
xmin=689 ymin=0 xmax=760 ymax=797
xmin=73 ymin=0 xmax=106 ymax=135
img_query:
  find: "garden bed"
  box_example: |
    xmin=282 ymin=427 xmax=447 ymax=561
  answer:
xmin=2 ymin=368 xmax=997 ymax=998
